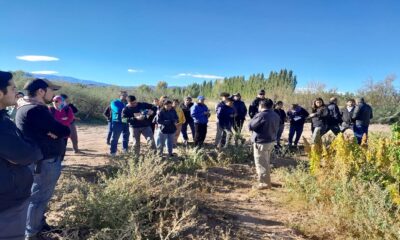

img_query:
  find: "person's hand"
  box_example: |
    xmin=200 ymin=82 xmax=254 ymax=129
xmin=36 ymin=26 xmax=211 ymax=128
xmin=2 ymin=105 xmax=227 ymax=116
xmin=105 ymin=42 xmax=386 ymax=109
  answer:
xmin=61 ymin=117 xmax=68 ymax=121
xmin=47 ymin=132 xmax=58 ymax=139
xmin=147 ymin=109 xmax=154 ymax=115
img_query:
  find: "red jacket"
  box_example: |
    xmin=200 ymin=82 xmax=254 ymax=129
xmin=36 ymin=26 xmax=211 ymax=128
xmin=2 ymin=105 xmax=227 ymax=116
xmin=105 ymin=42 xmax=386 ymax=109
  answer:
xmin=49 ymin=106 xmax=75 ymax=127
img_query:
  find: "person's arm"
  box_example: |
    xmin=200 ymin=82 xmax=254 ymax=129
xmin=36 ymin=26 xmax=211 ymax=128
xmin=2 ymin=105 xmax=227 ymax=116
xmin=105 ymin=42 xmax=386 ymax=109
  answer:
xmin=70 ymin=104 xmax=78 ymax=114
xmin=0 ymin=125 xmax=43 ymax=165
xmin=103 ymin=106 xmax=111 ymax=120
xmin=352 ymin=105 xmax=360 ymax=120
xmin=29 ymin=107 xmax=71 ymax=138
xmin=190 ymin=105 xmax=200 ymax=119
xmin=370 ymin=106 xmax=373 ymax=119
xmin=243 ymin=102 xmax=248 ymax=118
xmin=249 ymin=101 xmax=256 ymax=118
xmin=179 ymin=109 xmax=186 ymax=124
xmin=65 ymin=107 xmax=75 ymax=126
xmin=248 ymin=114 xmax=265 ymax=132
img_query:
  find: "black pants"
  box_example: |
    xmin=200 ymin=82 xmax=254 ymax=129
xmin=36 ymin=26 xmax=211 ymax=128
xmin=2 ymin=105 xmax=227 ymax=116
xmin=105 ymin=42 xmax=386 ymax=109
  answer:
xmin=327 ymin=124 xmax=341 ymax=135
xmin=194 ymin=123 xmax=207 ymax=148
xmin=233 ymin=118 xmax=245 ymax=134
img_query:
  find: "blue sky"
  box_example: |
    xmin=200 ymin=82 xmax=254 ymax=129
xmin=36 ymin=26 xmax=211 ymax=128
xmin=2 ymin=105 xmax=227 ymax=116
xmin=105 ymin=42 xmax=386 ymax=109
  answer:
xmin=0 ymin=0 xmax=399 ymax=92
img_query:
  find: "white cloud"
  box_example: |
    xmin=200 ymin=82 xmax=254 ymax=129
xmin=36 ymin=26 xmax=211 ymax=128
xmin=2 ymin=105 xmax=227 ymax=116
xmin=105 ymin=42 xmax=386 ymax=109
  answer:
xmin=30 ymin=71 xmax=59 ymax=75
xmin=128 ymin=68 xmax=143 ymax=73
xmin=176 ymin=73 xmax=224 ymax=79
xmin=17 ymin=55 xmax=59 ymax=62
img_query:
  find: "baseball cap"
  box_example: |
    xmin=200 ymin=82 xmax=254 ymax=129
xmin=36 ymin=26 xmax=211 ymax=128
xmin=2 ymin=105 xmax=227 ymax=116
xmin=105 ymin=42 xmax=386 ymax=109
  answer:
xmin=23 ymin=78 xmax=61 ymax=92
xmin=197 ymin=96 xmax=205 ymax=100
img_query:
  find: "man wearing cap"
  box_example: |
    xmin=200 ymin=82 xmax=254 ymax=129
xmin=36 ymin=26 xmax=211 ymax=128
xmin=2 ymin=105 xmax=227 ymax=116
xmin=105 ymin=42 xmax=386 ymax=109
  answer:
xmin=352 ymin=97 xmax=373 ymax=144
xmin=249 ymin=90 xmax=266 ymax=119
xmin=0 ymin=71 xmax=43 ymax=240
xmin=109 ymin=91 xmax=130 ymax=156
xmin=191 ymin=96 xmax=210 ymax=148
xmin=15 ymin=78 xmax=70 ymax=239
xmin=249 ymin=98 xmax=280 ymax=190
xmin=214 ymin=92 xmax=230 ymax=146
xmin=232 ymin=93 xmax=247 ymax=135
xmin=180 ymin=96 xmax=195 ymax=145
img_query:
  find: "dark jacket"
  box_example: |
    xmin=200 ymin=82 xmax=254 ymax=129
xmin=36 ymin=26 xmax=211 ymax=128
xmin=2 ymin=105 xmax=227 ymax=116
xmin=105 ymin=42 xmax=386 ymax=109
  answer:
xmin=249 ymin=97 xmax=263 ymax=119
xmin=16 ymin=102 xmax=71 ymax=160
xmin=69 ymin=103 xmax=78 ymax=114
xmin=156 ymin=109 xmax=178 ymax=134
xmin=311 ymin=107 xmax=329 ymax=128
xmin=327 ymin=103 xmax=342 ymax=125
xmin=191 ymin=103 xmax=209 ymax=124
xmin=287 ymin=106 xmax=309 ymax=126
xmin=180 ymin=102 xmax=194 ymax=123
xmin=274 ymin=108 xmax=287 ymax=125
xmin=352 ymin=102 xmax=373 ymax=126
xmin=341 ymin=106 xmax=355 ymax=125
xmin=233 ymin=100 xmax=247 ymax=120
xmin=217 ymin=104 xmax=235 ymax=130
xmin=122 ymin=102 xmax=154 ymax=128
xmin=249 ymin=109 xmax=280 ymax=144
xmin=103 ymin=106 xmax=111 ymax=121
xmin=0 ymin=109 xmax=43 ymax=212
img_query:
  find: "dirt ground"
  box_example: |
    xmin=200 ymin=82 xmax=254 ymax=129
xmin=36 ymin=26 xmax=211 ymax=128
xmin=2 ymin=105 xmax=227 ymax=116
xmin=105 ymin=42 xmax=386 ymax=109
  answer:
xmin=59 ymin=121 xmax=390 ymax=239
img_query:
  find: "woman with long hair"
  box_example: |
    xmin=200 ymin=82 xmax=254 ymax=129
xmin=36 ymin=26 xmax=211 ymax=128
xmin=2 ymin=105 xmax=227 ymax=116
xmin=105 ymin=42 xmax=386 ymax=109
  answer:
xmin=309 ymin=97 xmax=328 ymax=144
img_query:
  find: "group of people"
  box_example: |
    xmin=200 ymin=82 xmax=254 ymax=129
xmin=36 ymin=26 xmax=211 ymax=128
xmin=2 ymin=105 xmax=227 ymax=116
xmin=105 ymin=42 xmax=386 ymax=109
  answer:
xmin=0 ymin=71 xmax=80 ymax=239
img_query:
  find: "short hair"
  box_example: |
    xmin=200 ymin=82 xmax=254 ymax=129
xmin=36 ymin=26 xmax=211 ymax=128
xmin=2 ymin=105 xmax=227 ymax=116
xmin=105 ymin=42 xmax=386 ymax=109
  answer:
xmin=0 ymin=71 xmax=13 ymax=95
xmin=259 ymin=98 xmax=274 ymax=109
xmin=60 ymin=94 xmax=68 ymax=99
xmin=173 ymin=98 xmax=179 ymax=103
xmin=346 ymin=98 xmax=355 ymax=103
xmin=220 ymin=92 xmax=230 ymax=98
xmin=225 ymin=97 xmax=234 ymax=102
xmin=127 ymin=95 xmax=136 ymax=102
xmin=163 ymin=99 xmax=172 ymax=105
xmin=276 ymin=101 xmax=283 ymax=105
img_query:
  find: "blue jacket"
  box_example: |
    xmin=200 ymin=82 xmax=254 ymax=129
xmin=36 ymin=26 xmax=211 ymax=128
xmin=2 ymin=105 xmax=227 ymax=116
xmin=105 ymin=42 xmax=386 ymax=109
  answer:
xmin=233 ymin=100 xmax=247 ymax=120
xmin=191 ymin=103 xmax=209 ymax=124
xmin=156 ymin=109 xmax=178 ymax=134
xmin=217 ymin=104 xmax=235 ymax=129
xmin=110 ymin=99 xmax=126 ymax=123
xmin=0 ymin=110 xmax=43 ymax=212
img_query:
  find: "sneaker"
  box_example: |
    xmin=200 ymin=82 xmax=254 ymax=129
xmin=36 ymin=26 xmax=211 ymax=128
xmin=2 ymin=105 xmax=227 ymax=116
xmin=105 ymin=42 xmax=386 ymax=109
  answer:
xmin=183 ymin=140 xmax=188 ymax=146
xmin=252 ymin=183 xmax=271 ymax=190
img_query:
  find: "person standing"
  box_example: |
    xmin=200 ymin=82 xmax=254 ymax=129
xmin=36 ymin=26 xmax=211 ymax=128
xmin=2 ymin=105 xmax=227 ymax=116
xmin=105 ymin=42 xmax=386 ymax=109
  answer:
xmin=172 ymin=99 xmax=186 ymax=145
xmin=326 ymin=97 xmax=342 ymax=135
xmin=60 ymin=94 xmax=79 ymax=153
xmin=309 ymin=98 xmax=329 ymax=144
xmin=248 ymin=89 xmax=266 ymax=119
xmin=232 ymin=93 xmax=247 ymax=134
xmin=122 ymin=95 xmax=156 ymax=156
xmin=109 ymin=91 xmax=130 ymax=156
xmin=214 ymin=92 xmax=230 ymax=146
xmin=191 ymin=96 xmax=210 ymax=149
xmin=249 ymin=99 xmax=280 ymax=190
xmin=340 ymin=98 xmax=356 ymax=133
xmin=6 ymin=91 xmax=24 ymax=121
xmin=0 ymin=71 xmax=42 ymax=240
xmin=352 ymin=97 xmax=373 ymax=144
xmin=150 ymin=98 xmax=159 ymax=133
xmin=216 ymin=97 xmax=235 ymax=149
xmin=155 ymin=100 xmax=178 ymax=157
xmin=287 ymin=103 xmax=309 ymax=147
xmin=180 ymin=96 xmax=195 ymax=145
xmin=15 ymin=78 xmax=70 ymax=239
xmin=103 ymin=105 xmax=113 ymax=145
xmin=274 ymin=101 xmax=287 ymax=148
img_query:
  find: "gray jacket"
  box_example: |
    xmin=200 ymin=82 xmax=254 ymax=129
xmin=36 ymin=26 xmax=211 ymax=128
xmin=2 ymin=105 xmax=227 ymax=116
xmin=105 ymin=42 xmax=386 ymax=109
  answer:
xmin=249 ymin=109 xmax=280 ymax=144
xmin=352 ymin=103 xmax=373 ymax=126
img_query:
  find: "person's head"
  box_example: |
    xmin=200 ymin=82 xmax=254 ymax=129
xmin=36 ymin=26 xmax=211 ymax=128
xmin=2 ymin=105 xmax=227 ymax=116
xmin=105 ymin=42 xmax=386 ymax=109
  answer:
xmin=219 ymin=92 xmax=230 ymax=102
xmin=0 ymin=71 xmax=17 ymax=109
xmin=259 ymin=98 xmax=274 ymax=111
xmin=225 ymin=97 xmax=234 ymax=107
xmin=60 ymin=94 xmax=70 ymax=104
xmin=233 ymin=93 xmax=241 ymax=101
xmin=24 ymin=78 xmax=61 ymax=104
xmin=346 ymin=98 xmax=355 ymax=107
xmin=291 ymin=103 xmax=299 ymax=110
xmin=163 ymin=100 xmax=173 ymax=110
xmin=119 ymin=91 xmax=128 ymax=102
xmin=52 ymin=95 xmax=65 ymax=110
xmin=153 ymin=98 xmax=159 ymax=106
xmin=197 ymin=96 xmax=205 ymax=104
xmin=258 ymin=89 xmax=266 ymax=99
xmin=330 ymin=97 xmax=338 ymax=104
xmin=356 ymin=97 xmax=365 ymax=105
xmin=159 ymin=96 xmax=168 ymax=106
xmin=127 ymin=95 xmax=137 ymax=106
xmin=172 ymin=99 xmax=179 ymax=107
xmin=184 ymin=96 xmax=192 ymax=105
xmin=16 ymin=91 xmax=24 ymax=99
xmin=275 ymin=101 xmax=283 ymax=109
xmin=313 ymin=97 xmax=325 ymax=109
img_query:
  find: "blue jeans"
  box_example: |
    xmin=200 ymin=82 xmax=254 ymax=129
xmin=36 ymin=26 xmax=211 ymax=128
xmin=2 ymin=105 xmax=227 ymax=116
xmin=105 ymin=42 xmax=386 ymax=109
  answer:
xmin=354 ymin=125 xmax=369 ymax=144
xmin=107 ymin=121 xmax=113 ymax=144
xmin=288 ymin=124 xmax=304 ymax=145
xmin=110 ymin=122 xmax=130 ymax=154
xmin=26 ymin=157 xmax=62 ymax=237
xmin=181 ymin=121 xmax=195 ymax=141
xmin=0 ymin=200 xmax=29 ymax=240
xmin=158 ymin=132 xmax=174 ymax=155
